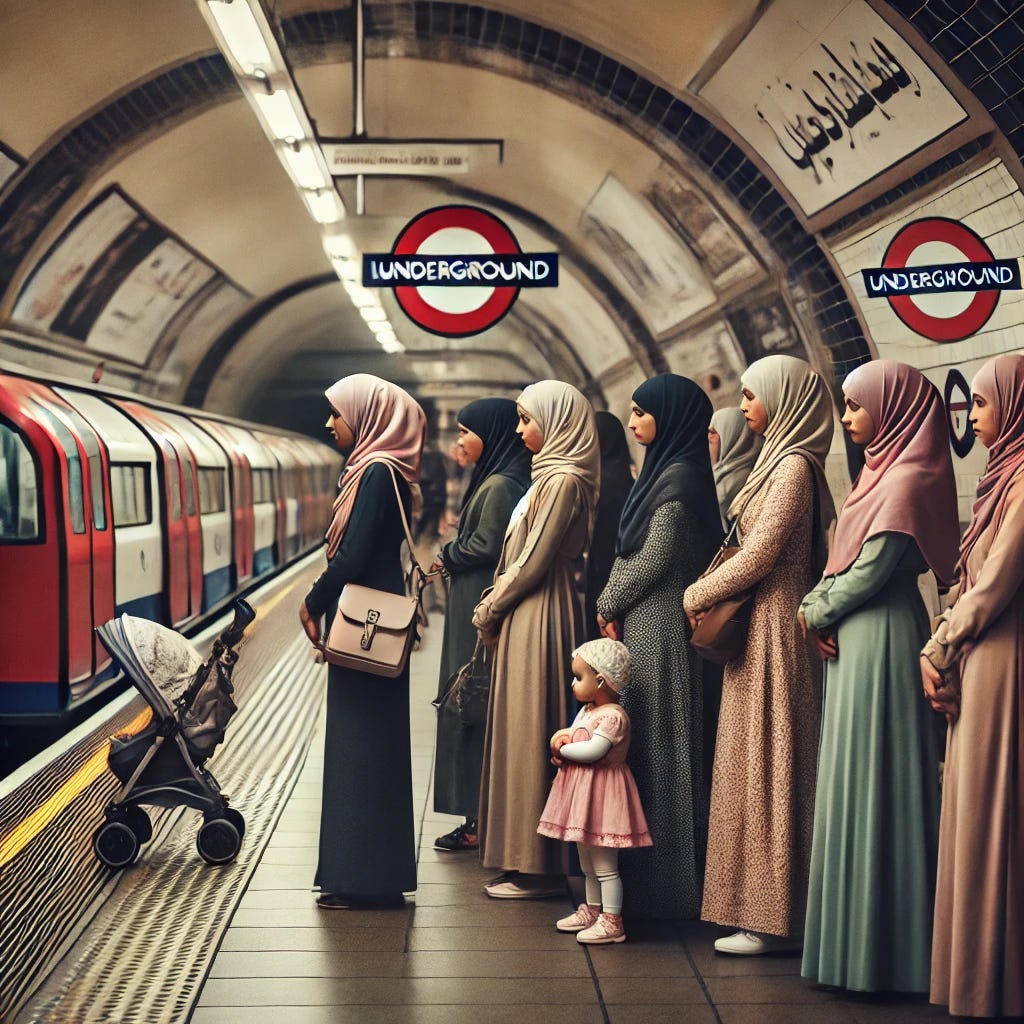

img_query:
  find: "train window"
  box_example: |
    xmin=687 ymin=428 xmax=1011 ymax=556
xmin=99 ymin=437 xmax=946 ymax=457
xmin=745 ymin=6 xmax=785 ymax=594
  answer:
xmin=253 ymin=468 xmax=275 ymax=504
xmin=32 ymin=403 xmax=86 ymax=534
xmin=0 ymin=421 xmax=40 ymax=542
xmin=183 ymin=462 xmax=196 ymax=516
xmin=197 ymin=467 xmax=227 ymax=514
xmin=110 ymin=464 xmax=152 ymax=527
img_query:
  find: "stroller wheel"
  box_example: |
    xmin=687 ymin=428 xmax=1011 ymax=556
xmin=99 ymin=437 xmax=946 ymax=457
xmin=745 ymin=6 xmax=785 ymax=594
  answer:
xmin=123 ymin=805 xmax=153 ymax=844
xmin=221 ymin=807 xmax=245 ymax=839
xmin=93 ymin=820 xmax=141 ymax=869
xmin=196 ymin=816 xmax=242 ymax=865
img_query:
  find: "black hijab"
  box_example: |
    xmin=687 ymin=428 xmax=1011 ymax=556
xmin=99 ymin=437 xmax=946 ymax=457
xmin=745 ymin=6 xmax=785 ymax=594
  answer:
xmin=458 ymin=397 xmax=532 ymax=510
xmin=616 ymin=374 xmax=722 ymax=556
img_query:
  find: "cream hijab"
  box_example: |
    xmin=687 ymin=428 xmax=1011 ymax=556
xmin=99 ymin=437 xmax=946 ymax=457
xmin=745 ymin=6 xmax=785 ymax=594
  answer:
xmin=711 ymin=407 xmax=762 ymax=523
xmin=517 ymin=380 xmax=600 ymax=532
xmin=728 ymin=355 xmax=836 ymax=568
xmin=323 ymin=374 xmax=426 ymax=559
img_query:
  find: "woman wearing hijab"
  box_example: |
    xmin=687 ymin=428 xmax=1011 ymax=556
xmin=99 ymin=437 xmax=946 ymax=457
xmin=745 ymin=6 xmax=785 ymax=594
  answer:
xmin=709 ymin=407 xmax=762 ymax=528
xmin=432 ymin=398 xmax=532 ymax=852
xmin=921 ymin=353 xmax=1024 ymax=1019
xmin=595 ymin=374 xmax=722 ymax=919
xmin=798 ymin=361 xmax=957 ymax=992
xmin=684 ymin=354 xmax=835 ymax=954
xmin=298 ymin=374 xmax=426 ymax=909
xmin=473 ymin=380 xmax=600 ymax=899
xmin=584 ymin=412 xmax=634 ymax=640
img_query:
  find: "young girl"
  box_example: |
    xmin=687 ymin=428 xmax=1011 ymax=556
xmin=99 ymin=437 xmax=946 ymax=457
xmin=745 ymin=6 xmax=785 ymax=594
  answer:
xmin=537 ymin=638 xmax=652 ymax=944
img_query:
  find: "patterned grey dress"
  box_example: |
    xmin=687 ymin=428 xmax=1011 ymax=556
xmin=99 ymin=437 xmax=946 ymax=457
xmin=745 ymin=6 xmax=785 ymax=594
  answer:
xmin=596 ymin=500 xmax=711 ymax=919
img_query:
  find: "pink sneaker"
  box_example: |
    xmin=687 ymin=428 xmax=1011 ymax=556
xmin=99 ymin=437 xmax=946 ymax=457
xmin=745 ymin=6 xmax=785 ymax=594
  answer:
xmin=577 ymin=912 xmax=626 ymax=944
xmin=556 ymin=903 xmax=600 ymax=933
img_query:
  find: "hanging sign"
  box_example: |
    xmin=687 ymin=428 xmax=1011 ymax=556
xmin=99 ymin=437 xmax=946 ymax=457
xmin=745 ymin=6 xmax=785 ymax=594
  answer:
xmin=861 ymin=217 xmax=1022 ymax=342
xmin=364 ymin=205 xmax=559 ymax=337
xmin=322 ymin=140 xmax=502 ymax=177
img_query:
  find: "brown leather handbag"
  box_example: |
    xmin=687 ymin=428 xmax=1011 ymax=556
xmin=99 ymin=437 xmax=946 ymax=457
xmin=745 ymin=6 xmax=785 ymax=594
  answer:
xmin=690 ymin=519 xmax=754 ymax=665
xmin=321 ymin=467 xmax=430 ymax=678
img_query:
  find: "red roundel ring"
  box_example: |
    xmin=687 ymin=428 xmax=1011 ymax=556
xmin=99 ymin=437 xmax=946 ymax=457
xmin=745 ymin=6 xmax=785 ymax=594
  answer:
xmin=881 ymin=217 xmax=1000 ymax=343
xmin=392 ymin=206 xmax=521 ymax=337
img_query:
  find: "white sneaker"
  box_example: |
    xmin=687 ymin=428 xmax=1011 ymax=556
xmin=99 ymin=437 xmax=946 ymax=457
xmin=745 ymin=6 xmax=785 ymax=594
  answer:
xmin=577 ymin=912 xmax=626 ymax=945
xmin=556 ymin=903 xmax=600 ymax=933
xmin=713 ymin=930 xmax=801 ymax=956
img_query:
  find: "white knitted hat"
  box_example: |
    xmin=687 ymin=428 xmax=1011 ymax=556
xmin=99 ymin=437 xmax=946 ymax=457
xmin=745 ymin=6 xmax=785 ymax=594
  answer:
xmin=573 ymin=638 xmax=632 ymax=692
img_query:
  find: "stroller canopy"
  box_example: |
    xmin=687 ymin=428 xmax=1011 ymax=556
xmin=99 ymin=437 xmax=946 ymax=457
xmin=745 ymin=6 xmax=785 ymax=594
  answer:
xmin=97 ymin=615 xmax=204 ymax=716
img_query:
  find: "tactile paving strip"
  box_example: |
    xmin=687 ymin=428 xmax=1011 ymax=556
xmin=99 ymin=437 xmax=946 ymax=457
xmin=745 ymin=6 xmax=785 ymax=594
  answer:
xmin=4 ymin=586 xmax=326 ymax=1023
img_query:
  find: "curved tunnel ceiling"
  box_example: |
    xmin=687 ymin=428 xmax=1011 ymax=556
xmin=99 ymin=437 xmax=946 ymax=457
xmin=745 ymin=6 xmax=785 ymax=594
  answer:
xmin=0 ymin=0 xmax=1020 ymax=439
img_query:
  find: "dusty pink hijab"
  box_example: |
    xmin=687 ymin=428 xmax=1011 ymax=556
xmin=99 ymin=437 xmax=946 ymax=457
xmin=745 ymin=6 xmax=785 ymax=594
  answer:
xmin=824 ymin=360 xmax=958 ymax=587
xmin=324 ymin=374 xmax=426 ymax=559
xmin=958 ymin=353 xmax=1024 ymax=585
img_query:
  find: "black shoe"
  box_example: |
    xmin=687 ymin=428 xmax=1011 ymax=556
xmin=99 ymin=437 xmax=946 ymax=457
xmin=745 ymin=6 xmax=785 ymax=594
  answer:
xmin=317 ymin=892 xmax=407 ymax=910
xmin=434 ymin=820 xmax=479 ymax=852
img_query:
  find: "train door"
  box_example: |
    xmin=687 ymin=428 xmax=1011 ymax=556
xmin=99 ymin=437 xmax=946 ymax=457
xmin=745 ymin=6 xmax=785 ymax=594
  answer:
xmin=33 ymin=392 xmax=116 ymax=691
xmin=156 ymin=412 xmax=232 ymax=611
xmin=56 ymin=390 xmax=163 ymax=622
xmin=196 ymin=418 xmax=254 ymax=586
xmin=116 ymin=401 xmax=199 ymax=627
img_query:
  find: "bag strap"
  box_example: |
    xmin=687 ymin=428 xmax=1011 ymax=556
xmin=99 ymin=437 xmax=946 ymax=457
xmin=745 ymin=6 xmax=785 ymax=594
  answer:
xmin=381 ymin=464 xmax=437 ymax=597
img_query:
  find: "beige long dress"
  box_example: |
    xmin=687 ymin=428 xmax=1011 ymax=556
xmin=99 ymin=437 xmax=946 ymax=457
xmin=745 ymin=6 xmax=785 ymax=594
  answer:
xmin=923 ymin=469 xmax=1024 ymax=1019
xmin=684 ymin=453 xmax=821 ymax=937
xmin=476 ymin=474 xmax=590 ymax=875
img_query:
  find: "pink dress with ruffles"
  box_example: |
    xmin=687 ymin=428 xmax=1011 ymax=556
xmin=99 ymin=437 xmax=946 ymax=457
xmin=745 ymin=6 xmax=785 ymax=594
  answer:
xmin=537 ymin=703 xmax=652 ymax=848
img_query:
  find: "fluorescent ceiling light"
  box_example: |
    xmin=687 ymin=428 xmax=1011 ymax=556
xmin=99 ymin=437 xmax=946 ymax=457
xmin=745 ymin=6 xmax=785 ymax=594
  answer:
xmin=343 ymin=282 xmax=378 ymax=308
xmin=367 ymin=319 xmax=395 ymax=335
xmin=323 ymin=233 xmax=358 ymax=260
xmin=280 ymin=144 xmax=331 ymax=191
xmin=360 ymin=305 xmax=389 ymax=323
xmin=331 ymin=257 xmax=361 ymax=281
xmin=206 ymin=0 xmax=273 ymax=74
xmin=380 ymin=337 xmax=406 ymax=354
xmin=305 ymin=189 xmax=345 ymax=224
xmin=251 ymin=90 xmax=306 ymax=142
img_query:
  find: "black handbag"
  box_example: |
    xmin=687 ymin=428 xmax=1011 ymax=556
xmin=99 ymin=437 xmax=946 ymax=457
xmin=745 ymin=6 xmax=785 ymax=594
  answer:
xmin=435 ymin=642 xmax=491 ymax=727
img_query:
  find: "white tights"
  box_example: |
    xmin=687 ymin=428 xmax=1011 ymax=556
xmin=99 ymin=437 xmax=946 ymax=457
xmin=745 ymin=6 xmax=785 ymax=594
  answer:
xmin=577 ymin=843 xmax=622 ymax=916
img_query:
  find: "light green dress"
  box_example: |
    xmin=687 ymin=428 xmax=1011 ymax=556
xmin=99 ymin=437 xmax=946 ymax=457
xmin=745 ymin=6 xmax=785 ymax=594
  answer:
xmin=800 ymin=532 xmax=939 ymax=992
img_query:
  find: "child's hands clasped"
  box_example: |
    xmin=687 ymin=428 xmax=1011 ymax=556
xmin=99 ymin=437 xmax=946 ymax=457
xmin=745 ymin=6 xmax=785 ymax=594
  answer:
xmin=549 ymin=728 xmax=572 ymax=766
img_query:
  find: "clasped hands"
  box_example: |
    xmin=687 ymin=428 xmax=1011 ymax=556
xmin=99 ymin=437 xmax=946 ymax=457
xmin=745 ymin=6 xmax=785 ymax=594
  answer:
xmin=920 ymin=655 xmax=960 ymax=725
xmin=549 ymin=728 xmax=572 ymax=767
xmin=797 ymin=609 xmax=838 ymax=660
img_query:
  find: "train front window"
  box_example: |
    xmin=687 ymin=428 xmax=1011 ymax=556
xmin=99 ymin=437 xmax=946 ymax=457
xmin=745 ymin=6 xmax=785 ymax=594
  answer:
xmin=0 ymin=421 xmax=40 ymax=542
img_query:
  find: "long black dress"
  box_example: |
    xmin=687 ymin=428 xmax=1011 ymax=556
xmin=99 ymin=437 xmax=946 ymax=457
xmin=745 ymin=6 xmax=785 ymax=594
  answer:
xmin=304 ymin=462 xmax=416 ymax=897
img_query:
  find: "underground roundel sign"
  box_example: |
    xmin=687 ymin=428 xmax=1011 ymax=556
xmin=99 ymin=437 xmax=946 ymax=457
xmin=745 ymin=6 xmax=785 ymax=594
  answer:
xmin=363 ymin=205 xmax=559 ymax=337
xmin=861 ymin=217 xmax=1022 ymax=343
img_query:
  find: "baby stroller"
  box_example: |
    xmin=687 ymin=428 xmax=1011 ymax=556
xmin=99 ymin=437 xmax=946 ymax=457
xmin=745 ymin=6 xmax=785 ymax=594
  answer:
xmin=91 ymin=599 xmax=256 ymax=869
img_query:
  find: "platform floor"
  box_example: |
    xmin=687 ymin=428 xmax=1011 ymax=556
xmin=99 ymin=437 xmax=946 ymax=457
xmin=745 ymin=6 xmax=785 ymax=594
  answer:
xmin=191 ymin=616 xmax=951 ymax=1024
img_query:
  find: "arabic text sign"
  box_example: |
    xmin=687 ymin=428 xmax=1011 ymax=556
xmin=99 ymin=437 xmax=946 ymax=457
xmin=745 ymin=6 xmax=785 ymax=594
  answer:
xmin=700 ymin=0 xmax=967 ymax=218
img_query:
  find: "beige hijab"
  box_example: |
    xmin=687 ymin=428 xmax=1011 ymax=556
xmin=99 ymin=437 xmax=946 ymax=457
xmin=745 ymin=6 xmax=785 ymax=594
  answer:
xmin=728 ymin=355 xmax=836 ymax=568
xmin=323 ymin=374 xmax=426 ymax=559
xmin=711 ymin=407 xmax=762 ymax=523
xmin=517 ymin=380 xmax=600 ymax=532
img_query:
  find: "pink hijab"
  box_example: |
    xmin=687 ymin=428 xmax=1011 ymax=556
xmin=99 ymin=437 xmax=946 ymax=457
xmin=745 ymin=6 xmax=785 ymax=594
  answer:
xmin=324 ymin=374 xmax=426 ymax=559
xmin=825 ymin=360 xmax=958 ymax=586
xmin=958 ymin=353 xmax=1024 ymax=585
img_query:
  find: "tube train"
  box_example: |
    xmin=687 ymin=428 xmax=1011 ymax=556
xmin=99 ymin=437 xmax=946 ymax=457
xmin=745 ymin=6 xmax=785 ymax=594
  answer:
xmin=0 ymin=368 xmax=341 ymax=723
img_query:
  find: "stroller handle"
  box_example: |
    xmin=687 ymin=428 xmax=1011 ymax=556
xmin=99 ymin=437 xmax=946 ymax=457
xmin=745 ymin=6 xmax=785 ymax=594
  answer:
xmin=220 ymin=599 xmax=256 ymax=649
